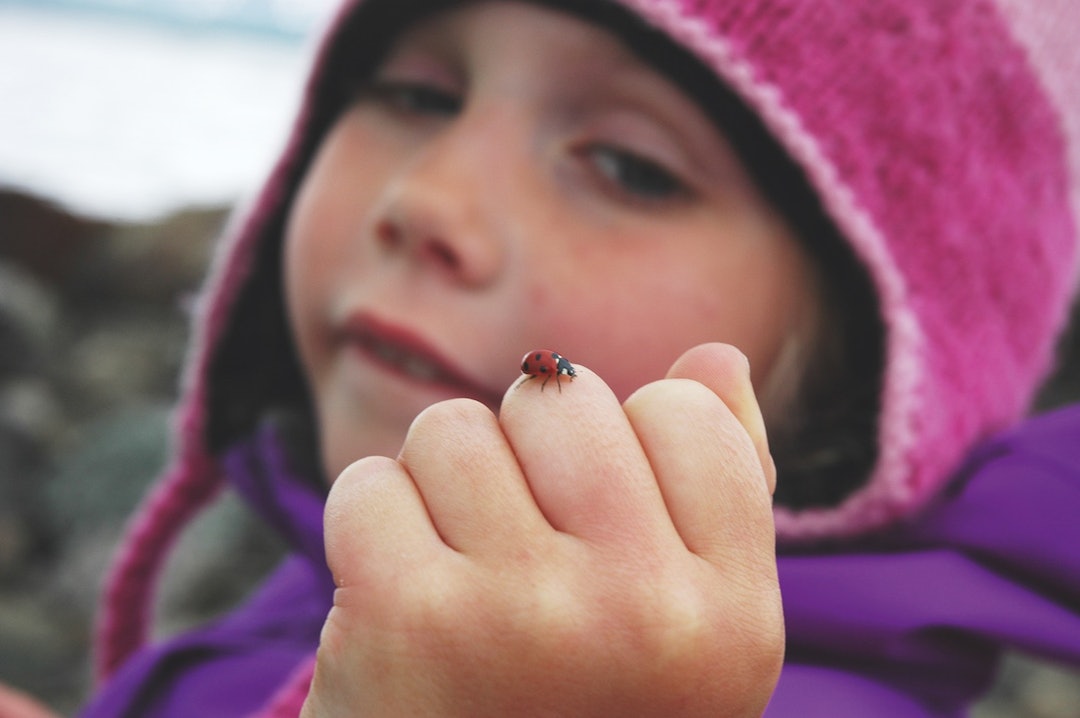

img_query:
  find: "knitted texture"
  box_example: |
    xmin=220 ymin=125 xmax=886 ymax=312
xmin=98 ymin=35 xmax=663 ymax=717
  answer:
xmin=94 ymin=456 xmax=220 ymax=682
xmin=996 ymin=0 xmax=1080 ymax=243
xmin=614 ymin=0 xmax=1080 ymax=538
xmin=94 ymin=0 xmax=1080 ymax=683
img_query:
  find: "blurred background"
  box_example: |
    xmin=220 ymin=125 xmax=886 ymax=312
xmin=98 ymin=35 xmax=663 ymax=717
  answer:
xmin=0 ymin=0 xmax=329 ymax=712
xmin=1 ymin=0 xmax=335 ymax=221
xmin=1 ymin=0 xmax=1079 ymax=715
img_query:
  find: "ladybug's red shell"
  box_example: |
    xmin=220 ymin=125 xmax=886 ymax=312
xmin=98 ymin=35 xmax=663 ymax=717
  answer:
xmin=520 ymin=350 xmax=576 ymax=392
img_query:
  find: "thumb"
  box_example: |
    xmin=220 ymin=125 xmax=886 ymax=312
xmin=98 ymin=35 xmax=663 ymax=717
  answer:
xmin=667 ymin=343 xmax=777 ymax=495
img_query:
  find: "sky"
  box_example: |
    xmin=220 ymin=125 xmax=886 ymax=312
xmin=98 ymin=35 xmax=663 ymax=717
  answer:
xmin=0 ymin=0 xmax=336 ymax=221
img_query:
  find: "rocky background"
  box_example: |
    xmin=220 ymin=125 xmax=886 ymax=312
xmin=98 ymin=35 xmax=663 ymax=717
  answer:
xmin=1 ymin=187 xmax=1079 ymax=715
xmin=0 ymin=189 xmax=286 ymax=714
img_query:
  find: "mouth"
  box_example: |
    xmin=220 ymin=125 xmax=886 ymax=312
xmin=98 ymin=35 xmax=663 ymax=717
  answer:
xmin=340 ymin=312 xmax=504 ymax=407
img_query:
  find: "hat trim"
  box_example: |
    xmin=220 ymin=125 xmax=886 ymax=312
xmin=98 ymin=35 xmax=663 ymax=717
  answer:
xmin=613 ymin=0 xmax=928 ymax=540
xmin=996 ymin=0 xmax=1080 ymax=290
xmin=92 ymin=146 xmax=303 ymax=678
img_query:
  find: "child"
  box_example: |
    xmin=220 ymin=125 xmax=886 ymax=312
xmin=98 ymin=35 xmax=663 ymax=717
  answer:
xmin=62 ymin=0 xmax=1080 ymax=715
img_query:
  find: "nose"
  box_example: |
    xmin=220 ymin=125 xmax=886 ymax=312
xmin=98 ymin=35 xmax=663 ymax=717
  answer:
xmin=370 ymin=121 xmax=507 ymax=287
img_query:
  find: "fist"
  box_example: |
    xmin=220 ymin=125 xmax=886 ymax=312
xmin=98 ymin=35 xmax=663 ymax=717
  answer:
xmin=302 ymin=343 xmax=783 ymax=717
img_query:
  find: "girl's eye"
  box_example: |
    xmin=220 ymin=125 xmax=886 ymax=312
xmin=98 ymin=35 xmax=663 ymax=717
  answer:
xmin=358 ymin=80 xmax=462 ymax=116
xmin=585 ymin=144 xmax=688 ymax=201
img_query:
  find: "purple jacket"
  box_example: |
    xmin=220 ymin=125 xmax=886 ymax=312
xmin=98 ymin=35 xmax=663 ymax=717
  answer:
xmin=80 ymin=405 xmax=1080 ymax=716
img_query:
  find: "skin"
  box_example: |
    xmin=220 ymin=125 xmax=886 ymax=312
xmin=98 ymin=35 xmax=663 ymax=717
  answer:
xmin=0 ymin=685 xmax=60 ymax=718
xmin=286 ymin=2 xmax=822 ymax=714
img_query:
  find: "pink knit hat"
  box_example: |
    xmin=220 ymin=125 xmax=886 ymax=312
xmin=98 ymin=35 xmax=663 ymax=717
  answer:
xmin=95 ymin=0 xmax=1080 ymax=686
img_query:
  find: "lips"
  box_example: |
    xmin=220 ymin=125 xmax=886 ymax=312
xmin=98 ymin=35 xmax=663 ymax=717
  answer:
xmin=339 ymin=312 xmax=504 ymax=406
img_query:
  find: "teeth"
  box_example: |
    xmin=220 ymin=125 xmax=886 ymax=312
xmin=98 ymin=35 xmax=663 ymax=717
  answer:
xmin=369 ymin=337 xmax=442 ymax=381
xmin=402 ymin=354 xmax=439 ymax=381
xmin=373 ymin=340 xmax=399 ymax=363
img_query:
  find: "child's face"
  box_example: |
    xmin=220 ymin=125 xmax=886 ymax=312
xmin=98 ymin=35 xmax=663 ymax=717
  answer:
xmin=285 ymin=1 xmax=821 ymax=479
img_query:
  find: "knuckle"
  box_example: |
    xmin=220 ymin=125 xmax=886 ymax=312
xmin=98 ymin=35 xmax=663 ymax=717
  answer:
xmin=641 ymin=581 xmax=716 ymax=660
xmin=411 ymin=397 xmax=492 ymax=437
xmin=711 ymin=342 xmax=751 ymax=376
xmin=626 ymin=377 xmax=712 ymax=414
xmin=404 ymin=398 xmax=496 ymax=462
xmin=331 ymin=455 xmax=400 ymax=498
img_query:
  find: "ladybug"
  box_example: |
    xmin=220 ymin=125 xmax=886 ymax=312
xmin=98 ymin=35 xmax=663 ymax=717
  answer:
xmin=520 ymin=350 xmax=577 ymax=392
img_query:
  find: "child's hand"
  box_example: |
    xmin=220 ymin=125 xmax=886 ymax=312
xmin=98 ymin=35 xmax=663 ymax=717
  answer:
xmin=302 ymin=343 xmax=783 ymax=717
xmin=0 ymin=683 xmax=61 ymax=718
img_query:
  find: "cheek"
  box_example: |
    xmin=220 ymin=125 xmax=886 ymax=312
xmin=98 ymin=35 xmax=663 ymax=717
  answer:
xmin=518 ymin=236 xmax=808 ymax=404
xmin=283 ymin=178 xmax=335 ymax=363
xmin=282 ymin=156 xmax=373 ymax=386
xmin=283 ymin=123 xmax=391 ymax=357
xmin=284 ymin=116 xmax=386 ymax=298
xmin=522 ymin=263 xmax=712 ymax=401
xmin=587 ymin=295 xmax=723 ymax=398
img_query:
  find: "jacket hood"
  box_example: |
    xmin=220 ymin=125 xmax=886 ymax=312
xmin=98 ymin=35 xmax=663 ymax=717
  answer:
xmin=95 ymin=0 xmax=1080 ymax=683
